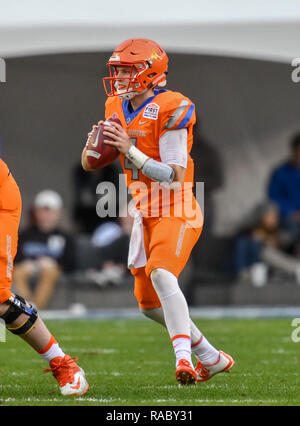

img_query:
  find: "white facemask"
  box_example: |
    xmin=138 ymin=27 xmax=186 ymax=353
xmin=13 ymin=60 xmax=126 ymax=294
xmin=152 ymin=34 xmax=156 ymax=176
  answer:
xmin=114 ymin=81 xmax=147 ymax=100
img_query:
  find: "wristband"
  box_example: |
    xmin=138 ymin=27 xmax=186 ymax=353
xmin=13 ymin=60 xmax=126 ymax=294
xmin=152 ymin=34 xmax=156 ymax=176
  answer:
xmin=125 ymin=145 xmax=149 ymax=169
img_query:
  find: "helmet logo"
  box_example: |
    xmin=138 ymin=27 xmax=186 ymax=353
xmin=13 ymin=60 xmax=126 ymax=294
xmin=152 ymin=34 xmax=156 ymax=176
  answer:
xmin=150 ymin=49 xmax=161 ymax=61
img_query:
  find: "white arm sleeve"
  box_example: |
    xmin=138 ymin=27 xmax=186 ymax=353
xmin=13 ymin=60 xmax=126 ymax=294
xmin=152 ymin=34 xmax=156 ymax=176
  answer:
xmin=159 ymin=128 xmax=188 ymax=168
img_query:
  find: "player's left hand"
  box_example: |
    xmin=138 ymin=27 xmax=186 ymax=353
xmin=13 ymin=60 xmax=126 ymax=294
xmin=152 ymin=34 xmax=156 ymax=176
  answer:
xmin=103 ymin=122 xmax=132 ymax=155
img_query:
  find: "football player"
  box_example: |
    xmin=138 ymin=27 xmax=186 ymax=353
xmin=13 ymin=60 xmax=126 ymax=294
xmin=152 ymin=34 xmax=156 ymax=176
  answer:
xmin=0 ymin=158 xmax=88 ymax=395
xmin=82 ymin=38 xmax=234 ymax=384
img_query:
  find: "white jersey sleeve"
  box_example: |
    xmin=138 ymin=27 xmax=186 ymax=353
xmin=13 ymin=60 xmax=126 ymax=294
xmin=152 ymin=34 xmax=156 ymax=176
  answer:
xmin=159 ymin=128 xmax=188 ymax=168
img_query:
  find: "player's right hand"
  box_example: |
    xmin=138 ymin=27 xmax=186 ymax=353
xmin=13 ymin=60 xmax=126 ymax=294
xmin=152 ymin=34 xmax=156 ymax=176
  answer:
xmin=86 ymin=122 xmax=105 ymax=147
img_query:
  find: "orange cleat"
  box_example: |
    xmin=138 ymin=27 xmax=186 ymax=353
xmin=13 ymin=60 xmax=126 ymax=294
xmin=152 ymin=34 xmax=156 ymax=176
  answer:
xmin=44 ymin=354 xmax=89 ymax=396
xmin=175 ymin=359 xmax=197 ymax=385
xmin=195 ymin=351 xmax=235 ymax=382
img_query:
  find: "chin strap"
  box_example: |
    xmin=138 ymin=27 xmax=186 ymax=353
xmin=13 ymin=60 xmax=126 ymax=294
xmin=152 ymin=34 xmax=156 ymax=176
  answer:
xmin=118 ymin=92 xmax=138 ymax=100
xmin=117 ymin=86 xmax=148 ymax=100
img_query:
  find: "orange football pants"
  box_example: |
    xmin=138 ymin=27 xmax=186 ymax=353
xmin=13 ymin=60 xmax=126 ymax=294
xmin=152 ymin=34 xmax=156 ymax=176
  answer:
xmin=0 ymin=172 xmax=22 ymax=304
xmin=131 ymin=217 xmax=202 ymax=310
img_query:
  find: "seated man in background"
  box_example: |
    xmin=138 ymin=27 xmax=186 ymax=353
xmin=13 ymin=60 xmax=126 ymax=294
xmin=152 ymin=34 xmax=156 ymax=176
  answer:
xmin=72 ymin=161 xmax=121 ymax=234
xmin=88 ymin=212 xmax=133 ymax=286
xmin=13 ymin=190 xmax=75 ymax=309
xmin=234 ymin=202 xmax=300 ymax=286
xmin=268 ymin=133 xmax=300 ymax=256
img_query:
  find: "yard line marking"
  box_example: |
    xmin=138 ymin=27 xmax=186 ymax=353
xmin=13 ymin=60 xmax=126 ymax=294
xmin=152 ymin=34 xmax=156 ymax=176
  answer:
xmin=67 ymin=348 xmax=119 ymax=354
xmin=40 ymin=306 xmax=300 ymax=320
xmin=140 ymin=399 xmax=293 ymax=404
xmin=1 ymin=397 xmax=127 ymax=403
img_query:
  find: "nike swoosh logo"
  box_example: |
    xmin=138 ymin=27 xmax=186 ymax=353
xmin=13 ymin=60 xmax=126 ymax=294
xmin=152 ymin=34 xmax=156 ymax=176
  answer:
xmin=139 ymin=121 xmax=148 ymax=125
xmin=91 ymin=129 xmax=100 ymax=148
xmin=70 ymin=377 xmax=81 ymax=390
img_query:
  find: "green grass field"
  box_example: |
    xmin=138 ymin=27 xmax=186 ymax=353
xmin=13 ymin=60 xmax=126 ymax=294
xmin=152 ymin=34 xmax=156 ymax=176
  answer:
xmin=0 ymin=318 xmax=299 ymax=406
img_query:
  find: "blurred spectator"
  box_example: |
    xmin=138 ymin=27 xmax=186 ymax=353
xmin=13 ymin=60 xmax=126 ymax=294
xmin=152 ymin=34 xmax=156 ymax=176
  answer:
xmin=72 ymin=161 xmax=121 ymax=234
xmin=85 ymin=212 xmax=133 ymax=286
xmin=234 ymin=201 xmax=300 ymax=286
xmin=191 ymin=117 xmax=224 ymax=234
xmin=189 ymin=118 xmax=224 ymax=279
xmin=13 ymin=190 xmax=76 ymax=309
xmin=268 ymin=133 xmax=300 ymax=251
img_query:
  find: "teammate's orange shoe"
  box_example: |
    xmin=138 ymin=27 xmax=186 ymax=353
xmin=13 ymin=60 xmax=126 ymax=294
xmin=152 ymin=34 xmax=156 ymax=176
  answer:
xmin=44 ymin=354 xmax=89 ymax=396
xmin=195 ymin=351 xmax=235 ymax=382
xmin=175 ymin=359 xmax=197 ymax=385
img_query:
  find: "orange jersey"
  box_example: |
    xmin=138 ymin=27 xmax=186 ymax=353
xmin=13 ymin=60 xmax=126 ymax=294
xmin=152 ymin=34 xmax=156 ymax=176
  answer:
xmin=0 ymin=158 xmax=10 ymax=188
xmin=105 ymin=88 xmax=202 ymax=227
xmin=0 ymin=160 xmax=22 ymax=303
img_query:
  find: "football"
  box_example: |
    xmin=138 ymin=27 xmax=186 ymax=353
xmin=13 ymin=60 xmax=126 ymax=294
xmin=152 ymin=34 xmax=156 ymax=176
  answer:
xmin=86 ymin=117 xmax=121 ymax=169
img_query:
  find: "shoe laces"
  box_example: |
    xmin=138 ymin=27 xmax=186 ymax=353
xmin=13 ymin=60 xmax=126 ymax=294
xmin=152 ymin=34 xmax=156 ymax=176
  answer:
xmin=43 ymin=356 xmax=78 ymax=387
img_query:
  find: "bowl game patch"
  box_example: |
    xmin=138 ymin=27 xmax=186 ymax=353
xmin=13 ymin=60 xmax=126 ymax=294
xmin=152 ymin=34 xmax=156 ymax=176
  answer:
xmin=143 ymin=102 xmax=160 ymax=120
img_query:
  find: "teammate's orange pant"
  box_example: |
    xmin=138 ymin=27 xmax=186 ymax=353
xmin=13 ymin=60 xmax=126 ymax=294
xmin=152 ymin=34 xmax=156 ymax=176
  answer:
xmin=131 ymin=217 xmax=202 ymax=310
xmin=0 ymin=172 xmax=22 ymax=304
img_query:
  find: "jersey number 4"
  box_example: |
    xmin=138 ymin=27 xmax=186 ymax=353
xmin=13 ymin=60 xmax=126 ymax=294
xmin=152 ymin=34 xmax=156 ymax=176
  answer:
xmin=124 ymin=137 xmax=139 ymax=180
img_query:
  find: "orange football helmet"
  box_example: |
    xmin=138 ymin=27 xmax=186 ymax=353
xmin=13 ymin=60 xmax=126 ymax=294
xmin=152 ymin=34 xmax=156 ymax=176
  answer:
xmin=103 ymin=38 xmax=168 ymax=100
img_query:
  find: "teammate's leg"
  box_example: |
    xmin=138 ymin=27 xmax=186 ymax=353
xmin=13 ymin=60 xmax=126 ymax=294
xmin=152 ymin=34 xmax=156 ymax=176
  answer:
xmin=0 ymin=296 xmax=89 ymax=395
xmin=0 ymin=174 xmax=89 ymax=395
xmin=0 ymin=299 xmax=59 ymax=352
